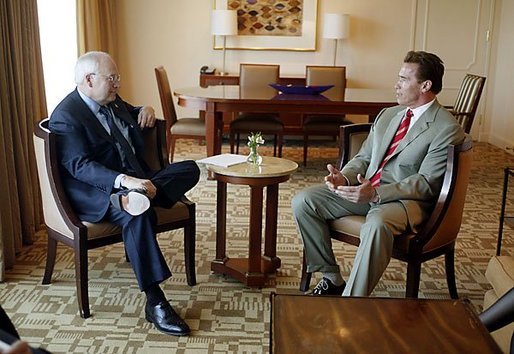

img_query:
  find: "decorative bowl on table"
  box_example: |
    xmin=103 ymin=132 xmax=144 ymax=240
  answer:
xmin=269 ymin=83 xmax=334 ymax=95
xmin=271 ymin=93 xmax=330 ymax=101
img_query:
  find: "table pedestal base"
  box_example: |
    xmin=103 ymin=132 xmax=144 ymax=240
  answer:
xmin=211 ymin=256 xmax=281 ymax=287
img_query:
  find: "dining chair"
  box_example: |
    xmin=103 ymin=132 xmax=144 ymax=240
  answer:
xmin=302 ymin=65 xmax=352 ymax=166
xmin=155 ymin=65 xmax=206 ymax=162
xmin=230 ymin=63 xmax=284 ymax=157
xmin=446 ymin=73 xmax=486 ymax=133
xmin=34 ymin=118 xmax=197 ymax=319
xmin=299 ymin=123 xmax=474 ymax=298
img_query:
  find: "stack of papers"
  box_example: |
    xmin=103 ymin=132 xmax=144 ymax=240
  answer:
xmin=196 ymin=154 xmax=247 ymax=168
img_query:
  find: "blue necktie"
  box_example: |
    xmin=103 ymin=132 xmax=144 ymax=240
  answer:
xmin=99 ymin=106 xmax=145 ymax=177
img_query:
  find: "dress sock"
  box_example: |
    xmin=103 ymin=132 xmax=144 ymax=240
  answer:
xmin=144 ymin=283 xmax=166 ymax=307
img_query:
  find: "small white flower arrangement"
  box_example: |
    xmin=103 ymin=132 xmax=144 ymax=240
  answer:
xmin=247 ymin=132 xmax=264 ymax=165
xmin=247 ymin=132 xmax=265 ymax=150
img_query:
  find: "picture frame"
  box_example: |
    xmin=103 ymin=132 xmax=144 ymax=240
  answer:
xmin=213 ymin=0 xmax=318 ymax=51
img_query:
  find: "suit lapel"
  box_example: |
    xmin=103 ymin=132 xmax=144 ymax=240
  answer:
xmin=389 ymin=101 xmax=441 ymax=157
xmin=70 ymin=90 xmax=113 ymax=142
xmin=108 ymin=97 xmax=145 ymax=155
xmin=110 ymin=100 xmax=137 ymax=128
xmin=376 ymin=110 xmax=405 ymax=162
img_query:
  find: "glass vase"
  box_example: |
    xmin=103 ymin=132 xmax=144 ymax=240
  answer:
xmin=246 ymin=145 xmax=263 ymax=165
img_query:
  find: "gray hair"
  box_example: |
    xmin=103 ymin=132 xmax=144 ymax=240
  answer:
xmin=74 ymin=51 xmax=111 ymax=85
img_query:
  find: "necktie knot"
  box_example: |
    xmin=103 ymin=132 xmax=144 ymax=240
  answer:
xmin=405 ymin=109 xmax=413 ymax=121
xmin=99 ymin=106 xmax=111 ymax=118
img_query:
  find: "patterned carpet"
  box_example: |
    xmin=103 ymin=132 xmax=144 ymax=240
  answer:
xmin=1 ymin=138 xmax=513 ymax=353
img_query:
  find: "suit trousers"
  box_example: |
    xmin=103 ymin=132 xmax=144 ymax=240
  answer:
xmin=291 ymin=184 xmax=408 ymax=296
xmin=107 ymin=160 xmax=200 ymax=291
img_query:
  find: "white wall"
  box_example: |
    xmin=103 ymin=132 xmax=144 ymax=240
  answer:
xmin=486 ymin=0 xmax=514 ymax=151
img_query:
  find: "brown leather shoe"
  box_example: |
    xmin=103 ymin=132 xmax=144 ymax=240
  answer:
xmin=145 ymin=300 xmax=191 ymax=336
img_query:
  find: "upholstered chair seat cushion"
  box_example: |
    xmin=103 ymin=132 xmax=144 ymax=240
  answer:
xmin=170 ymin=118 xmax=205 ymax=135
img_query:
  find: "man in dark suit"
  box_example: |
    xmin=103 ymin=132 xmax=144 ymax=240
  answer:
xmin=49 ymin=51 xmax=199 ymax=336
xmin=292 ymin=51 xmax=465 ymax=297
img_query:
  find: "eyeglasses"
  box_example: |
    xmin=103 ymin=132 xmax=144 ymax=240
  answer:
xmin=90 ymin=73 xmax=121 ymax=83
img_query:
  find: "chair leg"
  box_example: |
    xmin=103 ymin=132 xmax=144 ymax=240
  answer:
xmin=42 ymin=235 xmax=57 ymax=285
xmin=277 ymin=134 xmax=283 ymax=158
xmin=169 ymin=137 xmax=176 ymax=163
xmin=445 ymin=249 xmax=459 ymax=299
xmin=405 ymin=260 xmax=421 ymax=298
xmin=303 ymin=134 xmax=309 ymax=166
xmin=229 ymin=131 xmax=236 ymax=154
xmin=299 ymin=251 xmax=312 ymax=292
xmin=235 ymin=133 xmax=240 ymax=154
xmin=184 ymin=220 xmax=197 ymax=286
xmin=272 ymin=135 xmax=277 ymax=156
xmin=74 ymin=242 xmax=91 ymax=318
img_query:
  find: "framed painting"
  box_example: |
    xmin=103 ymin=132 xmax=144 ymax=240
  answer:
xmin=214 ymin=0 xmax=318 ymax=51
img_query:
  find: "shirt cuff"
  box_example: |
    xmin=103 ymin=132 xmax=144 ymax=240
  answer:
xmin=114 ymin=174 xmax=126 ymax=189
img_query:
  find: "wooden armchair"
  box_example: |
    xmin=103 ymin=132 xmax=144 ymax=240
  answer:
xmin=446 ymin=73 xmax=486 ymax=133
xmin=300 ymin=123 xmax=474 ymax=298
xmin=33 ymin=118 xmax=197 ymax=318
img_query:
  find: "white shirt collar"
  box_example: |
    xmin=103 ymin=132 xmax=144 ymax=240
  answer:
xmin=406 ymin=99 xmax=436 ymax=128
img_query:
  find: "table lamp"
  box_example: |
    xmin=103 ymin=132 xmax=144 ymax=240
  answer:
xmin=211 ymin=9 xmax=237 ymax=76
xmin=323 ymin=13 xmax=350 ymax=66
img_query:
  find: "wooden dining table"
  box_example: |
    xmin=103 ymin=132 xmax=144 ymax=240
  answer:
xmin=174 ymin=85 xmax=398 ymax=156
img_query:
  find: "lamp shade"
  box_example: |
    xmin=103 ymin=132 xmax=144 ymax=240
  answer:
xmin=322 ymin=13 xmax=349 ymax=39
xmin=211 ymin=9 xmax=238 ymax=36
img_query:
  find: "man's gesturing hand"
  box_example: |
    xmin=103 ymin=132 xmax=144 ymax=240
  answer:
xmin=334 ymin=173 xmax=378 ymax=204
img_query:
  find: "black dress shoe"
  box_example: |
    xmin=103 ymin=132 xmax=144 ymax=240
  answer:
xmin=311 ymin=277 xmax=346 ymax=296
xmin=145 ymin=301 xmax=191 ymax=336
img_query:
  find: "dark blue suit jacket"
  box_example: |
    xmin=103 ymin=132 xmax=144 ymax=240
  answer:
xmin=49 ymin=89 xmax=149 ymax=223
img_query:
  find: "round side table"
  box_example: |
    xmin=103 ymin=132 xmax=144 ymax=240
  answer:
xmin=207 ymin=156 xmax=298 ymax=287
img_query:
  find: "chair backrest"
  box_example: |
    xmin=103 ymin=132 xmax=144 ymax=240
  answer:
xmin=239 ymin=63 xmax=279 ymax=98
xmin=420 ymin=135 xmax=473 ymax=251
xmin=155 ymin=66 xmax=179 ymax=128
xmin=306 ymin=66 xmax=346 ymax=100
xmin=337 ymin=123 xmax=372 ymax=169
xmin=452 ymin=74 xmax=486 ymax=133
xmin=33 ymin=119 xmax=81 ymax=238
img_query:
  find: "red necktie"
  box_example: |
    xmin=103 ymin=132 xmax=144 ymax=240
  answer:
xmin=369 ymin=109 xmax=413 ymax=187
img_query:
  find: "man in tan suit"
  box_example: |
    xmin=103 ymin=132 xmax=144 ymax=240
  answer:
xmin=292 ymin=51 xmax=465 ymax=296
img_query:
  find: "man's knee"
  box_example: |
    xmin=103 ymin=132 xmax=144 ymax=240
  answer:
xmin=183 ymin=160 xmax=200 ymax=183
xmin=292 ymin=187 xmax=318 ymax=217
xmin=173 ymin=160 xmax=200 ymax=188
xmin=365 ymin=204 xmax=408 ymax=236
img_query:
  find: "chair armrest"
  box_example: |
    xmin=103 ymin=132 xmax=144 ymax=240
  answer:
xmin=479 ymin=287 xmax=514 ymax=332
xmin=142 ymin=119 xmax=167 ymax=170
